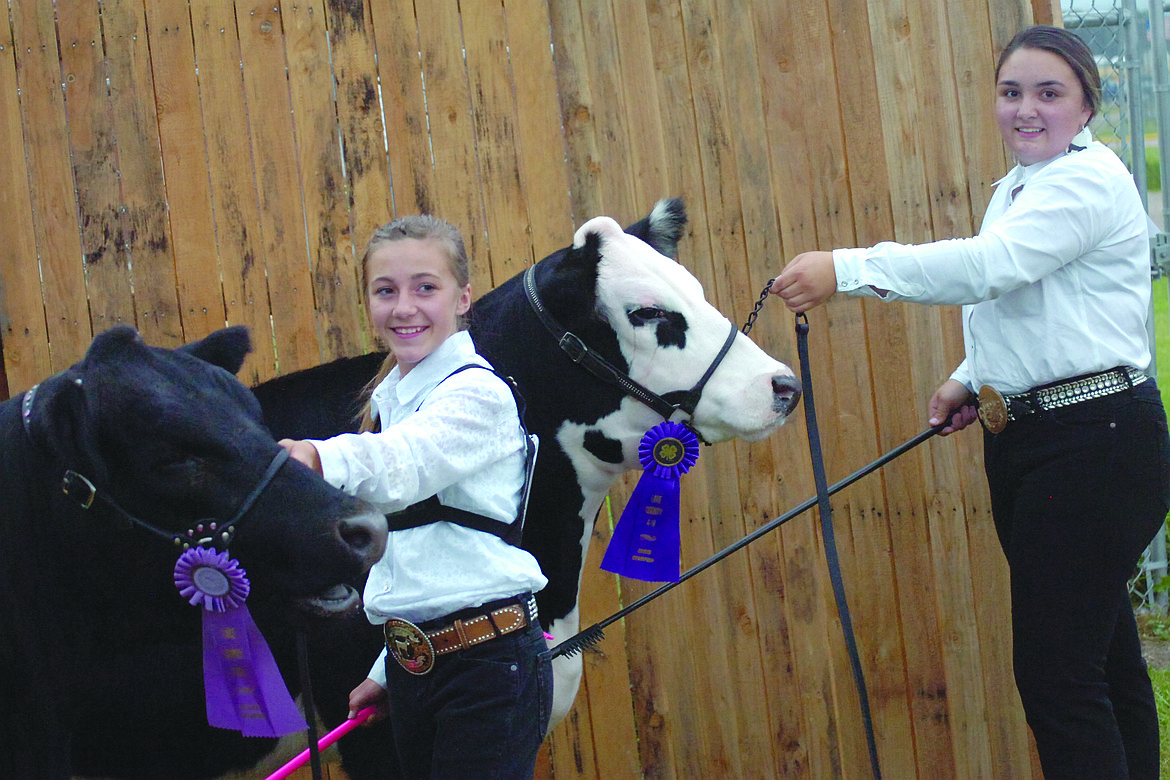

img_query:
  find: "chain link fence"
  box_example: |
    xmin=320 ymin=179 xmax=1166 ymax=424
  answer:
xmin=1063 ymin=0 xmax=1170 ymax=612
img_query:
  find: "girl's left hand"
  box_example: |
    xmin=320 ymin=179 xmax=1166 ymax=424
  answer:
xmin=348 ymin=678 xmax=391 ymax=725
xmin=278 ymin=438 xmax=323 ymax=475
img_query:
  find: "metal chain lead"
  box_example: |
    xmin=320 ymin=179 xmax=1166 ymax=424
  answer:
xmin=741 ymin=278 xmax=776 ymax=334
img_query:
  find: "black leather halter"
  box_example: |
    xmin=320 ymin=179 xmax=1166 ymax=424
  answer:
xmin=23 ymin=380 xmax=291 ymax=551
xmin=523 ymin=266 xmax=737 ymax=442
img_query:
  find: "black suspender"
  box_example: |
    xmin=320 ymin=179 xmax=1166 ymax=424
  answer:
xmin=384 ymin=364 xmax=538 ymax=547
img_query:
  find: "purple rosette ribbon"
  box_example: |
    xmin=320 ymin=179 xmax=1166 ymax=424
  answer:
xmin=601 ymin=420 xmax=699 ymax=582
xmin=174 ymin=548 xmax=308 ymax=738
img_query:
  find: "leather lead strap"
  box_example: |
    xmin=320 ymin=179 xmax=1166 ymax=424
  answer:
xmin=795 ymin=313 xmax=882 ymax=780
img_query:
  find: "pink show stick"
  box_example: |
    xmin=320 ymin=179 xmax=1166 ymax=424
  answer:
xmin=264 ymin=706 xmax=377 ymax=780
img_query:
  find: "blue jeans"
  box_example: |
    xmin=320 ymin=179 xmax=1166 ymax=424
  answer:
xmin=383 ymin=618 xmax=552 ymax=779
xmin=983 ymin=379 xmax=1170 ymax=779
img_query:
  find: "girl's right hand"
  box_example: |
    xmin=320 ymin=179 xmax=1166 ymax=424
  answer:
xmin=278 ymin=438 xmax=323 ymax=475
xmin=348 ymin=678 xmax=390 ymax=724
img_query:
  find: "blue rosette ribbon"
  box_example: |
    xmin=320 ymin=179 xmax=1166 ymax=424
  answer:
xmin=601 ymin=421 xmax=699 ymax=582
xmin=174 ymin=547 xmax=307 ymax=738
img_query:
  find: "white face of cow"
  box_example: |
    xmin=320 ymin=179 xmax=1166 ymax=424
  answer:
xmin=577 ymin=215 xmax=797 ymax=459
xmin=544 ymin=214 xmax=800 ymax=727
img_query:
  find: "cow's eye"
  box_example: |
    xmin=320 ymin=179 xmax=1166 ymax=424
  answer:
xmin=628 ymin=307 xmax=666 ymax=325
xmin=157 ymin=455 xmax=206 ymax=477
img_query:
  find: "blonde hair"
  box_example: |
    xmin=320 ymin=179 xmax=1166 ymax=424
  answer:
xmin=357 ymin=215 xmax=471 ymax=432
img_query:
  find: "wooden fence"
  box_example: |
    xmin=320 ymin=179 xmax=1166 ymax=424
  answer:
xmin=1 ymin=0 xmax=1062 ymax=777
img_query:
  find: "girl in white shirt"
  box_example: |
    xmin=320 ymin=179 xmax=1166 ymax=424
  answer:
xmin=280 ymin=215 xmax=550 ymax=779
xmin=773 ymin=25 xmax=1169 ymax=780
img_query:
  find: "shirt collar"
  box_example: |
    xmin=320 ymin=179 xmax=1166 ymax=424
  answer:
xmin=390 ymin=330 xmax=478 ymax=407
xmin=993 ymin=127 xmax=1096 ymax=190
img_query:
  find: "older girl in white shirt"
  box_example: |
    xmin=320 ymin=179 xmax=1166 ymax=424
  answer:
xmin=773 ymin=25 xmax=1169 ymax=780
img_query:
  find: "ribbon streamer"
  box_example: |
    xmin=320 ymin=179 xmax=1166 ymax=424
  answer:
xmin=174 ymin=548 xmax=308 ymax=738
xmin=601 ymin=421 xmax=699 ymax=582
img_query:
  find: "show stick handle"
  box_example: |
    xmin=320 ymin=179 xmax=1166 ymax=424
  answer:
xmin=264 ymin=706 xmax=377 ymax=780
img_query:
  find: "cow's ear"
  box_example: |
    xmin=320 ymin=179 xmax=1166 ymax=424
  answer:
xmin=624 ymin=198 xmax=686 ymax=259
xmin=25 ymin=369 xmax=106 ymax=484
xmin=541 ymin=224 xmax=606 ymax=320
xmin=181 ymin=326 xmax=252 ymax=375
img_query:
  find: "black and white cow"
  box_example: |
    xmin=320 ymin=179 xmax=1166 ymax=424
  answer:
xmin=253 ymin=198 xmax=801 ymax=775
xmin=0 ymin=325 xmax=388 ymax=780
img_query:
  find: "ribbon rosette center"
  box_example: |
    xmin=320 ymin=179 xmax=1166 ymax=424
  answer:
xmin=601 ymin=420 xmax=699 ymax=582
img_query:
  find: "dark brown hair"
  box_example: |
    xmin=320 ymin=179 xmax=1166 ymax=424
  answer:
xmin=996 ymin=25 xmax=1102 ymax=121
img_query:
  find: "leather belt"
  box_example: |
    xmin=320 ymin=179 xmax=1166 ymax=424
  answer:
xmin=977 ymin=366 xmax=1148 ymax=434
xmin=383 ymin=595 xmax=538 ymax=675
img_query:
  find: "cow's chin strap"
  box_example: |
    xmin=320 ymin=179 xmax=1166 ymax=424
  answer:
xmin=22 ymin=382 xmax=290 ymax=550
xmin=523 ymin=265 xmax=737 ymax=444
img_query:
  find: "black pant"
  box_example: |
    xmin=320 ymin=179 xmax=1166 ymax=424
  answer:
xmin=984 ymin=379 xmax=1170 ymax=779
xmin=383 ymin=619 xmax=552 ymax=779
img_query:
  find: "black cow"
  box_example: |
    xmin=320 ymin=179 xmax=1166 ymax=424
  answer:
xmin=0 ymin=325 xmax=387 ymax=780
xmin=250 ymin=199 xmax=801 ymax=778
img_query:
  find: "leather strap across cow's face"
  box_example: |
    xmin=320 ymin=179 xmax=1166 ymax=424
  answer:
xmin=24 ymin=378 xmax=290 ymax=552
xmin=523 ymin=265 xmax=737 ymax=444
xmin=55 ymin=446 xmax=290 ymax=551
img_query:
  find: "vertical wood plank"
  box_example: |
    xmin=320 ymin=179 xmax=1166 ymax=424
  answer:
xmin=412 ymin=3 xmax=491 ymax=296
xmin=502 ymin=0 xmax=574 ymax=256
xmin=323 ymin=0 xmax=393 ymax=254
xmin=102 ymin=0 xmax=184 ymax=349
xmin=0 ymin=6 xmax=51 ymax=392
xmin=460 ymin=0 xmax=532 ymax=287
xmin=59 ymin=2 xmax=134 ymax=336
xmin=188 ymin=0 xmax=276 ymax=385
xmin=297 ymin=0 xmax=380 ymax=359
xmin=369 ymin=0 xmax=438 ymax=218
xmin=12 ymin=0 xmax=91 ymax=368
xmin=234 ymin=0 xmax=320 ymax=372
xmin=145 ymin=0 xmax=225 ymax=342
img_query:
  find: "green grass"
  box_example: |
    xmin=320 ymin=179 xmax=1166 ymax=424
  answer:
xmin=1154 ymin=667 xmax=1170 ymax=778
xmin=1148 ymin=274 xmax=1170 ymax=777
xmin=1139 ymin=615 xmax=1170 ymax=777
xmin=1147 ymin=145 xmax=1162 ymax=193
xmin=1156 ymin=277 xmax=1170 ymax=411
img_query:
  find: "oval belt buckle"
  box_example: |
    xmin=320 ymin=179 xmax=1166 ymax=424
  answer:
xmin=977 ymin=385 xmax=1008 ymax=434
xmin=384 ymin=618 xmax=435 ymax=675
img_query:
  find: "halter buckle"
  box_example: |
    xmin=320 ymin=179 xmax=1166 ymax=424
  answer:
xmin=61 ymin=470 xmax=98 ymax=510
xmin=558 ymin=332 xmax=587 ymax=363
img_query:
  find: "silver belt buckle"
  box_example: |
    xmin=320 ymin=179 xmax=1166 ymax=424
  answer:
xmin=977 ymin=385 xmax=1008 ymax=434
xmin=384 ymin=618 xmax=435 ymax=675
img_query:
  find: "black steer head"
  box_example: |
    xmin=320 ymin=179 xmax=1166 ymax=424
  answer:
xmin=24 ymin=325 xmax=387 ymax=615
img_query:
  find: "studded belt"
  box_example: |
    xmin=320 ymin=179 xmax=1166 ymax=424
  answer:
xmin=382 ymin=594 xmax=538 ymax=675
xmin=977 ymin=366 xmax=1148 ymax=434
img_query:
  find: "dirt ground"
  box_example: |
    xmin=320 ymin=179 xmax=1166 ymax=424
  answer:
xmin=1144 ymin=637 xmax=1170 ymax=669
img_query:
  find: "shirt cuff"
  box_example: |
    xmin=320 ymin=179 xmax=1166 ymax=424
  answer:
xmin=832 ymin=248 xmax=886 ymax=298
xmin=368 ymin=647 xmax=388 ymax=688
xmin=310 ymin=437 xmax=349 ymax=490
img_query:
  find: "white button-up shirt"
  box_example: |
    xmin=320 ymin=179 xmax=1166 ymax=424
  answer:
xmin=833 ymin=128 xmax=1152 ymax=394
xmin=310 ymin=330 xmax=547 ymax=686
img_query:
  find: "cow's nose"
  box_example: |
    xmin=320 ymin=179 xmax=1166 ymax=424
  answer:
xmin=339 ymin=510 xmax=388 ymax=567
xmin=772 ymin=374 xmax=802 ymax=416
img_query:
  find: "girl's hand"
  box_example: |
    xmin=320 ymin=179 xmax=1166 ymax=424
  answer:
xmin=928 ymin=380 xmax=979 ymax=435
xmin=348 ymin=678 xmax=391 ymax=724
xmin=278 ymin=439 xmax=323 ymax=475
xmin=770 ymin=252 xmax=838 ymax=313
